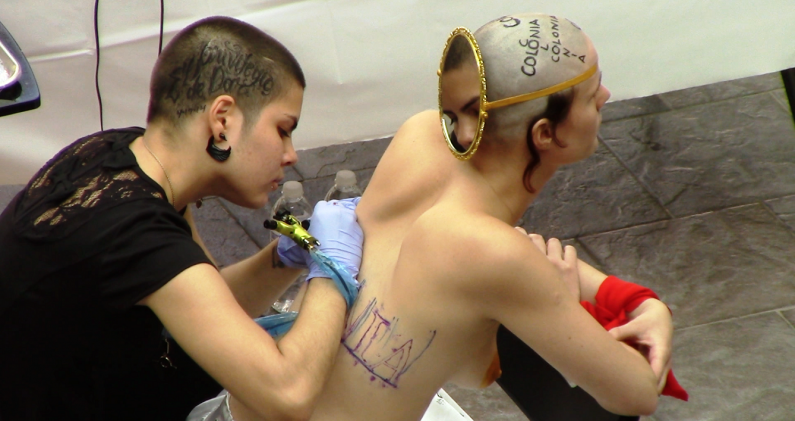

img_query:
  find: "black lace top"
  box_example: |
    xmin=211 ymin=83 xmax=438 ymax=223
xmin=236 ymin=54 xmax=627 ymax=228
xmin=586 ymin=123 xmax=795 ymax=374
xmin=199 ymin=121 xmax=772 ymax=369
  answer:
xmin=0 ymin=128 xmax=217 ymax=420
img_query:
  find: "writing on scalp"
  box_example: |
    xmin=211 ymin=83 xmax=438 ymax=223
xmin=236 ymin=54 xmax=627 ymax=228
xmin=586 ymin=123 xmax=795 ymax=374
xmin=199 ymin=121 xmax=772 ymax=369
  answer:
xmin=499 ymin=16 xmax=521 ymax=28
xmin=519 ymin=19 xmax=542 ymax=76
xmin=165 ymin=41 xmax=274 ymax=107
xmin=549 ymin=16 xmax=562 ymax=62
xmin=548 ymin=16 xmax=587 ymax=63
xmin=176 ymin=104 xmax=206 ymax=118
xmin=519 ymin=17 xmax=586 ymax=75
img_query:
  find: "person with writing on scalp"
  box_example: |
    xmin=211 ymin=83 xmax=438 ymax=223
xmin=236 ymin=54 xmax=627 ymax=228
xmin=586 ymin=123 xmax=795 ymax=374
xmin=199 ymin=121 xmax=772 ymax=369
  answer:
xmin=237 ymin=12 xmax=667 ymax=421
xmin=0 ymin=16 xmax=365 ymax=421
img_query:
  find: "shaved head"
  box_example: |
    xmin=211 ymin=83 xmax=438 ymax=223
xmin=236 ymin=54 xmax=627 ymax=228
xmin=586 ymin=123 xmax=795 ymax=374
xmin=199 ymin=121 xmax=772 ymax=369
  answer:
xmin=475 ymin=13 xmax=595 ymax=140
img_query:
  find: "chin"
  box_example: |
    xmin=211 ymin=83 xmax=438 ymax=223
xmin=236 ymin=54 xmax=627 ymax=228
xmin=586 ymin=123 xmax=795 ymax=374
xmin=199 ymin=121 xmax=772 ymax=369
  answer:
xmin=588 ymin=138 xmax=599 ymax=154
xmin=249 ymin=196 xmax=270 ymax=209
xmin=227 ymin=193 xmax=269 ymax=210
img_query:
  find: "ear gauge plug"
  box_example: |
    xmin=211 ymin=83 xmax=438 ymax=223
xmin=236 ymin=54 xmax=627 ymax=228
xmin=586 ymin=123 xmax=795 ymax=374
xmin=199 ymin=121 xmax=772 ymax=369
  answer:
xmin=206 ymin=134 xmax=231 ymax=162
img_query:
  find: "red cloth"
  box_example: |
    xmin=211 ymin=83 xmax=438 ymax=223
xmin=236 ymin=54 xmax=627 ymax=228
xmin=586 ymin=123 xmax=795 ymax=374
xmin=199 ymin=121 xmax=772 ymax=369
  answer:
xmin=580 ymin=275 xmax=689 ymax=401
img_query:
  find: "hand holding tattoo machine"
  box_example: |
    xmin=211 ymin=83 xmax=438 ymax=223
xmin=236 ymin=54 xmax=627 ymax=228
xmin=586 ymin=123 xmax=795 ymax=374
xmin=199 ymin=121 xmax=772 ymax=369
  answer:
xmin=264 ymin=209 xmax=320 ymax=252
xmin=255 ymin=199 xmax=363 ymax=338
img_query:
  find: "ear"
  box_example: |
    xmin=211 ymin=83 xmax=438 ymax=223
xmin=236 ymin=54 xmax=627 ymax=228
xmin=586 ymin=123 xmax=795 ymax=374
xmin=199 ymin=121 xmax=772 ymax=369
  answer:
xmin=531 ymin=118 xmax=556 ymax=151
xmin=207 ymin=95 xmax=241 ymax=140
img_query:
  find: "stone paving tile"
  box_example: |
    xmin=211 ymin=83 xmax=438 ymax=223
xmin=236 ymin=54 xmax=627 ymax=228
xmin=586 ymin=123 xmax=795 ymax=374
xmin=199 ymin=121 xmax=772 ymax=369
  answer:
xmin=190 ymin=198 xmax=261 ymax=268
xmin=652 ymin=313 xmax=795 ymax=421
xmin=779 ymin=308 xmax=795 ymax=329
xmin=770 ymin=88 xmax=793 ymax=115
xmin=600 ymin=92 xmax=795 ymax=217
xmin=658 ymin=72 xmax=784 ymax=110
xmin=563 ymin=238 xmax=603 ymax=272
xmin=443 ymin=383 xmax=526 ymax=421
xmin=521 ymin=142 xmax=670 ymax=240
xmin=601 ymin=95 xmax=671 ymax=123
xmin=578 ymin=204 xmax=795 ymax=328
xmin=765 ymin=194 xmax=795 ymax=233
xmin=444 ymin=382 xmax=661 ymax=421
xmin=293 ymin=136 xmax=390 ymax=179
xmin=282 ymin=165 xmax=304 ymax=183
xmin=0 ymin=184 xmax=23 ymax=212
xmin=217 ymin=198 xmax=274 ymax=249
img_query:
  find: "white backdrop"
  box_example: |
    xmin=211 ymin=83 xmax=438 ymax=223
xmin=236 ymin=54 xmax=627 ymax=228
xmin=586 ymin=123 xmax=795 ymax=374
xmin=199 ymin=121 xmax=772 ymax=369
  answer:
xmin=1 ymin=0 xmax=794 ymax=184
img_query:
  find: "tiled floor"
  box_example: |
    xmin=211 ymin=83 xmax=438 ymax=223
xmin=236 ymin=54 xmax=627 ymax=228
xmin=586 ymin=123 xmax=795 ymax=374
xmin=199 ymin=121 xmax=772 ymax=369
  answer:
xmin=2 ymin=71 xmax=793 ymax=420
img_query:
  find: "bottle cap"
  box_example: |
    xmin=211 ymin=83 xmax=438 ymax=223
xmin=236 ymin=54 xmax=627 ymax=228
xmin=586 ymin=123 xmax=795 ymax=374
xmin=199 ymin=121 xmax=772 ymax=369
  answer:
xmin=335 ymin=170 xmax=357 ymax=187
xmin=282 ymin=181 xmax=304 ymax=200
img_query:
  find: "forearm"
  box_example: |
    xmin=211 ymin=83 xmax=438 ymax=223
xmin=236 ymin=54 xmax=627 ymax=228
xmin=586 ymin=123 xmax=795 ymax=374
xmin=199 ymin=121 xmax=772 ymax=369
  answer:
xmin=147 ymin=263 xmax=348 ymax=421
xmin=576 ymin=259 xmax=608 ymax=304
xmin=603 ymin=343 xmax=659 ymax=415
xmin=226 ymin=279 xmax=348 ymax=421
xmin=221 ymin=240 xmax=304 ymax=317
xmin=271 ymin=278 xmax=347 ymax=413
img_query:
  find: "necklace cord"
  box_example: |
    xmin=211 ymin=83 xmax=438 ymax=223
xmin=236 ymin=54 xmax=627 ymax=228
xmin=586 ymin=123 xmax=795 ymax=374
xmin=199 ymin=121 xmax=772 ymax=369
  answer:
xmin=142 ymin=140 xmax=175 ymax=206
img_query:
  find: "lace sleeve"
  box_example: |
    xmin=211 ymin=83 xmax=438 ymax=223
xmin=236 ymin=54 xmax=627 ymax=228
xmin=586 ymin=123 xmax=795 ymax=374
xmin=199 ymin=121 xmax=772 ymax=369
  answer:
xmin=13 ymin=128 xmax=166 ymax=241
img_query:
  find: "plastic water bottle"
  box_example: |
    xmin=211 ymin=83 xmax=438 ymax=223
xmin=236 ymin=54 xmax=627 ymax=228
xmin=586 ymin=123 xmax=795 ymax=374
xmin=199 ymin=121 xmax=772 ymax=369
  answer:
xmin=269 ymin=181 xmax=312 ymax=242
xmin=270 ymin=181 xmax=313 ymax=313
xmin=324 ymin=170 xmax=363 ymax=201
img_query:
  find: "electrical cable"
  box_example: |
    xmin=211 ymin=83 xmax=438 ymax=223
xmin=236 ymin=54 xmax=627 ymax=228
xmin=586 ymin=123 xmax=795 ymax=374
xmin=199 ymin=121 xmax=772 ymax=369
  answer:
xmin=93 ymin=0 xmax=104 ymax=131
xmin=93 ymin=0 xmax=164 ymax=132
xmin=158 ymin=0 xmax=164 ymax=56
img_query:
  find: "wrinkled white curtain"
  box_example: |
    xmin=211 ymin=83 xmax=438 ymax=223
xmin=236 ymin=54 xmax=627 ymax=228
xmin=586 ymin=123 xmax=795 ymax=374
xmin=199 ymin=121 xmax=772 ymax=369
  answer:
xmin=1 ymin=0 xmax=794 ymax=183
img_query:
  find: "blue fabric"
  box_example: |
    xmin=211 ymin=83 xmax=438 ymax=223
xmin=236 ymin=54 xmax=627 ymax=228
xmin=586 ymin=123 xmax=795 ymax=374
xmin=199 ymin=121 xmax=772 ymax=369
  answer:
xmin=255 ymin=248 xmax=360 ymax=337
xmin=253 ymin=312 xmax=298 ymax=338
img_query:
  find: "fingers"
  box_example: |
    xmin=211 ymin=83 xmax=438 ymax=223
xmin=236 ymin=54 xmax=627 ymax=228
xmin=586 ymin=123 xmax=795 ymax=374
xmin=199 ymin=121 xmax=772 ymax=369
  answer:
xmin=522 ymin=233 xmax=574 ymax=265
xmin=546 ymin=237 xmax=562 ymax=260
xmin=545 ymin=238 xmax=578 ymax=266
xmin=611 ymin=316 xmax=674 ymax=393
xmin=334 ymin=196 xmax=361 ymax=209
xmin=528 ymin=233 xmax=547 ymax=254
xmin=648 ymin=345 xmax=673 ymax=390
xmin=563 ymin=244 xmax=578 ymax=266
xmin=657 ymin=364 xmax=671 ymax=394
xmin=608 ymin=323 xmax=631 ymax=342
xmin=649 ymin=349 xmax=672 ymax=394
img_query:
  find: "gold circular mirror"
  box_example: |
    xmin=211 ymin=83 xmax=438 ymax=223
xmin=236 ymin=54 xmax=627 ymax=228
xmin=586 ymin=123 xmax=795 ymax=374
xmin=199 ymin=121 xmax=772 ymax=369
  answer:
xmin=438 ymin=28 xmax=487 ymax=160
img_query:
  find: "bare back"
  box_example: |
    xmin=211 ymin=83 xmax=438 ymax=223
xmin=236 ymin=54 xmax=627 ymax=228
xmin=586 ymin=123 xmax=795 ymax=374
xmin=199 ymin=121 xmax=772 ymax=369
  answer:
xmin=310 ymin=111 xmax=501 ymax=420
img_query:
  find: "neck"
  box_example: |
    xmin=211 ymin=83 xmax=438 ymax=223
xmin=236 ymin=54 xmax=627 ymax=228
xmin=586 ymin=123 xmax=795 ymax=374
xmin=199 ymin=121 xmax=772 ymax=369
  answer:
xmin=448 ymin=160 xmax=529 ymax=225
xmin=132 ymin=124 xmax=215 ymax=210
xmin=526 ymin=160 xmax=560 ymax=199
xmin=449 ymin=147 xmax=561 ymax=225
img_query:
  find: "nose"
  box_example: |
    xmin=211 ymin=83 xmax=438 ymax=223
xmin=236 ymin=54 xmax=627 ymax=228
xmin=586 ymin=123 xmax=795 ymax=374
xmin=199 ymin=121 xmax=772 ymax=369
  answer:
xmin=456 ymin=118 xmax=477 ymax=150
xmin=282 ymin=139 xmax=298 ymax=167
xmin=597 ymin=85 xmax=611 ymax=111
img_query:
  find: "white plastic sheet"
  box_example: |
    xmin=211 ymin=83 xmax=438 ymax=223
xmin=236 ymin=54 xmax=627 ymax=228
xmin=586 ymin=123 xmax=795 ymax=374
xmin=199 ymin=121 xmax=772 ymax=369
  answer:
xmin=1 ymin=0 xmax=794 ymax=183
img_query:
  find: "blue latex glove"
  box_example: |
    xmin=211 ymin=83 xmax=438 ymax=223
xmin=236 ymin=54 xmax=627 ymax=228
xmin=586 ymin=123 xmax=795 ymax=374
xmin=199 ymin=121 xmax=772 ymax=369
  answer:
xmin=276 ymin=231 xmax=308 ymax=268
xmin=275 ymin=197 xmax=363 ymax=277
xmin=306 ymin=197 xmax=363 ymax=283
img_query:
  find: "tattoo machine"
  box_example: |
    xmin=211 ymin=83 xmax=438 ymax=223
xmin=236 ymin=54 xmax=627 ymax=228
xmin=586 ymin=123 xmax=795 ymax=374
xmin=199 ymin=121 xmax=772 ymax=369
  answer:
xmin=263 ymin=209 xmax=320 ymax=251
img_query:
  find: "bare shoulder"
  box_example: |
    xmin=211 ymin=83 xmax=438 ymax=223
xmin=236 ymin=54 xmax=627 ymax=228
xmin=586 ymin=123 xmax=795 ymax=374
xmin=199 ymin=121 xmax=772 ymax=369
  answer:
xmin=400 ymin=109 xmax=444 ymax=133
xmin=358 ymin=110 xmax=450 ymax=222
xmin=400 ymin=210 xmax=557 ymax=301
xmin=383 ymin=110 xmax=446 ymax=157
